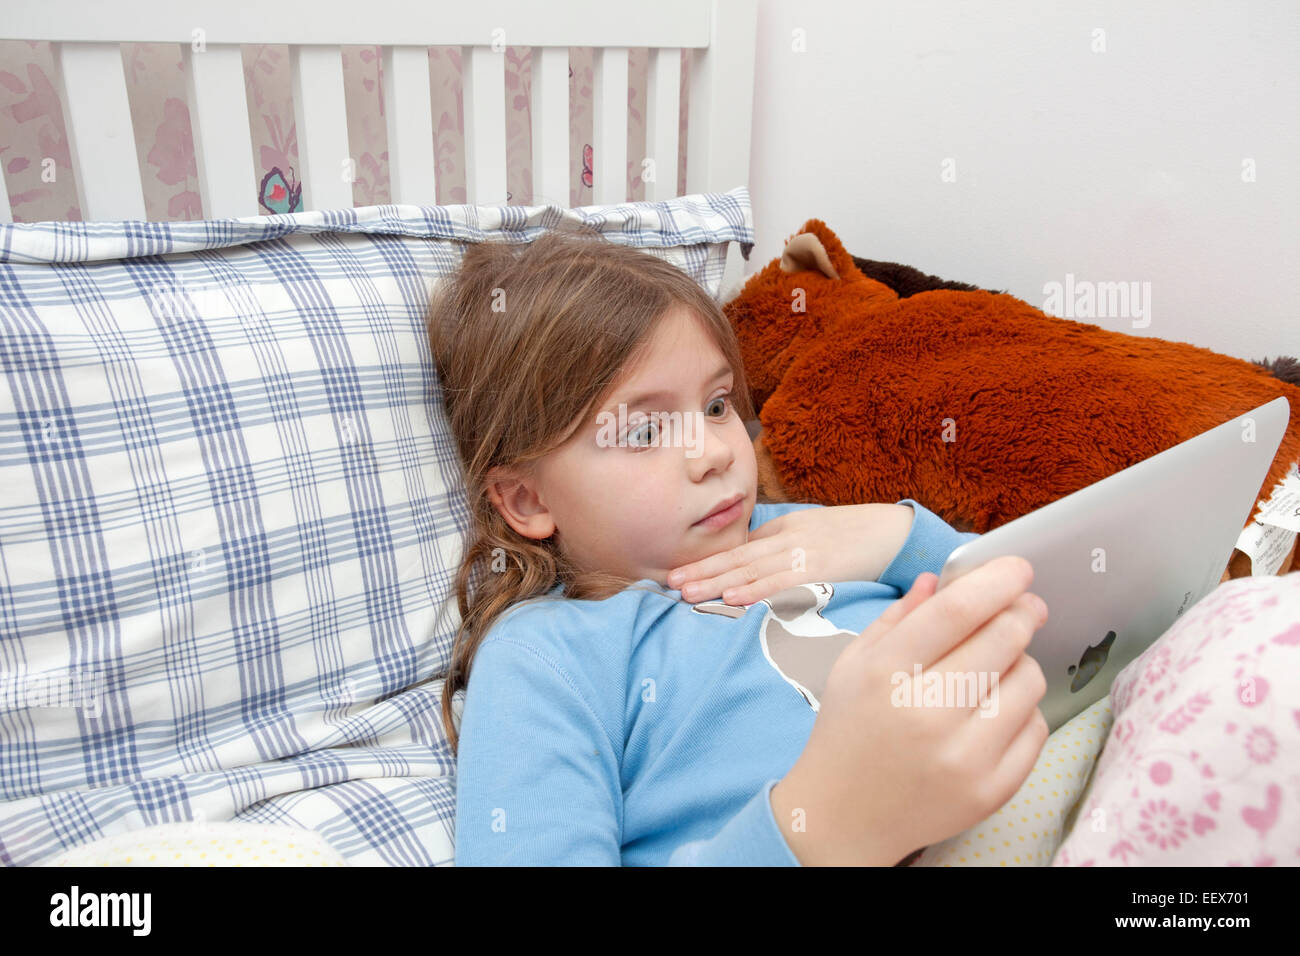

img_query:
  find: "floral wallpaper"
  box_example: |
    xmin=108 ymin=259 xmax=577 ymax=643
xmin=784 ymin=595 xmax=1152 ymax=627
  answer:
xmin=0 ymin=40 xmax=692 ymax=222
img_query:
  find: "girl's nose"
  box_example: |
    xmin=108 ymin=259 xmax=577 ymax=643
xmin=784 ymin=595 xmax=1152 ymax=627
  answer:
xmin=688 ymin=420 xmax=734 ymax=478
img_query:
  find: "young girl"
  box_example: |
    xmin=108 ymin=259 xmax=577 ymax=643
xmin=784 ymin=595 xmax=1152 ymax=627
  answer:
xmin=431 ymin=231 xmax=1052 ymax=866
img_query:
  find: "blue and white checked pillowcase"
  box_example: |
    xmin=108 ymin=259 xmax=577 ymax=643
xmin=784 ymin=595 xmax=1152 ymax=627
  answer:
xmin=0 ymin=187 xmax=754 ymax=867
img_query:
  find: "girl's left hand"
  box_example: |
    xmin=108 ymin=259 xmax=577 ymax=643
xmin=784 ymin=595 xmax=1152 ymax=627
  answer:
xmin=666 ymin=503 xmax=914 ymax=606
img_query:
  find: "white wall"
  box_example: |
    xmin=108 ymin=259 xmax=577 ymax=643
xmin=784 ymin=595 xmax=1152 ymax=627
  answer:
xmin=745 ymin=0 xmax=1300 ymax=362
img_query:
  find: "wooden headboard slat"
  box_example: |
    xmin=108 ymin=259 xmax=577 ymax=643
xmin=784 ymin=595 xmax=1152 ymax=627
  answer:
xmin=462 ymin=45 xmax=509 ymax=209
xmin=290 ymin=45 xmax=353 ymax=212
xmin=381 ymin=46 xmax=437 ymax=208
xmin=645 ymin=47 xmax=682 ymax=203
xmin=57 ymin=42 xmax=148 ymax=221
xmin=185 ymin=43 xmax=258 ymax=219
xmin=529 ymin=47 xmax=571 ymax=208
xmin=591 ymin=47 xmax=629 ymax=207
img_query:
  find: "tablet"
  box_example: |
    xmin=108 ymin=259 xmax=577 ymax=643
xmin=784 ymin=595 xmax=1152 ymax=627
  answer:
xmin=935 ymin=396 xmax=1290 ymax=732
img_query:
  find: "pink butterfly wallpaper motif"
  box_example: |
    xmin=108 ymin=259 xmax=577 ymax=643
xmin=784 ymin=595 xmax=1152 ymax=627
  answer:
xmin=0 ymin=39 xmax=693 ymax=222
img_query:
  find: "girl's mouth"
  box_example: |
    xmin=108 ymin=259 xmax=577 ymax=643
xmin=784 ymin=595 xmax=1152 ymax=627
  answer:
xmin=693 ymin=495 xmax=744 ymax=529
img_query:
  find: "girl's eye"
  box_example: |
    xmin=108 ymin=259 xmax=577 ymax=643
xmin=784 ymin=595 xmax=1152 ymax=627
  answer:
xmin=623 ymin=394 xmax=731 ymax=450
xmin=626 ymin=418 xmax=659 ymax=447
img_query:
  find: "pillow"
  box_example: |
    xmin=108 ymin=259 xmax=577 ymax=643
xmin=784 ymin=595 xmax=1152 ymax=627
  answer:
xmin=1052 ymin=570 xmax=1300 ymax=866
xmin=37 ymin=820 xmax=347 ymax=867
xmin=908 ymin=695 xmax=1114 ymax=866
xmin=0 ymin=188 xmax=754 ymax=866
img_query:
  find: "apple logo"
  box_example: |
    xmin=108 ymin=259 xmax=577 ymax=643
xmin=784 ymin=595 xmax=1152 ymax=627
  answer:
xmin=1068 ymin=630 xmax=1115 ymax=693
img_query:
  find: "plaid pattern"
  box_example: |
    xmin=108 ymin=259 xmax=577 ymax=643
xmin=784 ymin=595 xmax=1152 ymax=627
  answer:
xmin=0 ymin=188 xmax=754 ymax=866
xmin=0 ymin=190 xmax=755 ymax=266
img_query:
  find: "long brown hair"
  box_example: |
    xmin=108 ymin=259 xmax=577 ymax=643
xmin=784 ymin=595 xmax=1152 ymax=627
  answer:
xmin=428 ymin=229 xmax=755 ymax=756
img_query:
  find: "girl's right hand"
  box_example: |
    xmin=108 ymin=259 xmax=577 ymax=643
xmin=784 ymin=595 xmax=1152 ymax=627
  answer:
xmin=769 ymin=555 xmax=1050 ymax=866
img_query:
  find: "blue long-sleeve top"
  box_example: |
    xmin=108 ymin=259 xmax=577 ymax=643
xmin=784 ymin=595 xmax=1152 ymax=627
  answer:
xmin=452 ymin=499 xmax=981 ymax=865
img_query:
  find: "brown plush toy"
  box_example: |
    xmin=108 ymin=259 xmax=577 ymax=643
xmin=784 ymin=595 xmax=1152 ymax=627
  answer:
xmin=726 ymin=219 xmax=1300 ymax=580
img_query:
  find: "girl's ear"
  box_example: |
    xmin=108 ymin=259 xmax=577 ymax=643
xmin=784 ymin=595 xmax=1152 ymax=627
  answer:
xmin=485 ymin=466 xmax=555 ymax=541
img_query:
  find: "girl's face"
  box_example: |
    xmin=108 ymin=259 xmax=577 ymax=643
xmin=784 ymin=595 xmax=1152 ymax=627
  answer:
xmin=488 ymin=305 xmax=757 ymax=587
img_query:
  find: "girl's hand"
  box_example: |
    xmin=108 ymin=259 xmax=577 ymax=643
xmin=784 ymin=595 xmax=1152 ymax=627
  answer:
xmin=771 ymin=558 xmax=1051 ymax=865
xmin=667 ymin=503 xmax=915 ymax=605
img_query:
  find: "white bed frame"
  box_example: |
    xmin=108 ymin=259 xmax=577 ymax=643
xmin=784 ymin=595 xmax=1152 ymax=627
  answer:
xmin=2 ymin=0 xmax=757 ymax=294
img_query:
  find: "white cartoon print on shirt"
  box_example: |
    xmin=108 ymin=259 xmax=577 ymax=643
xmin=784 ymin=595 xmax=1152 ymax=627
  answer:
xmin=690 ymin=582 xmax=855 ymax=711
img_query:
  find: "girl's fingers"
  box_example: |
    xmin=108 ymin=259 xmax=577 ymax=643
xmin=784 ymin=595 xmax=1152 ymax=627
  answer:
xmin=960 ymin=651 xmax=1047 ymax=754
xmin=855 ymin=572 xmax=938 ymax=649
xmin=718 ymin=566 xmax=809 ymax=605
xmin=851 ymin=573 xmax=937 ymax=656
xmin=934 ymin=591 xmax=1045 ymax=693
xmin=983 ymin=703 xmax=1050 ymax=814
xmin=684 ymin=553 xmax=802 ymax=604
xmin=675 ymin=540 xmax=787 ymax=597
xmin=670 ymin=545 xmax=749 ymax=589
xmin=879 ymin=556 xmax=1035 ymax=671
